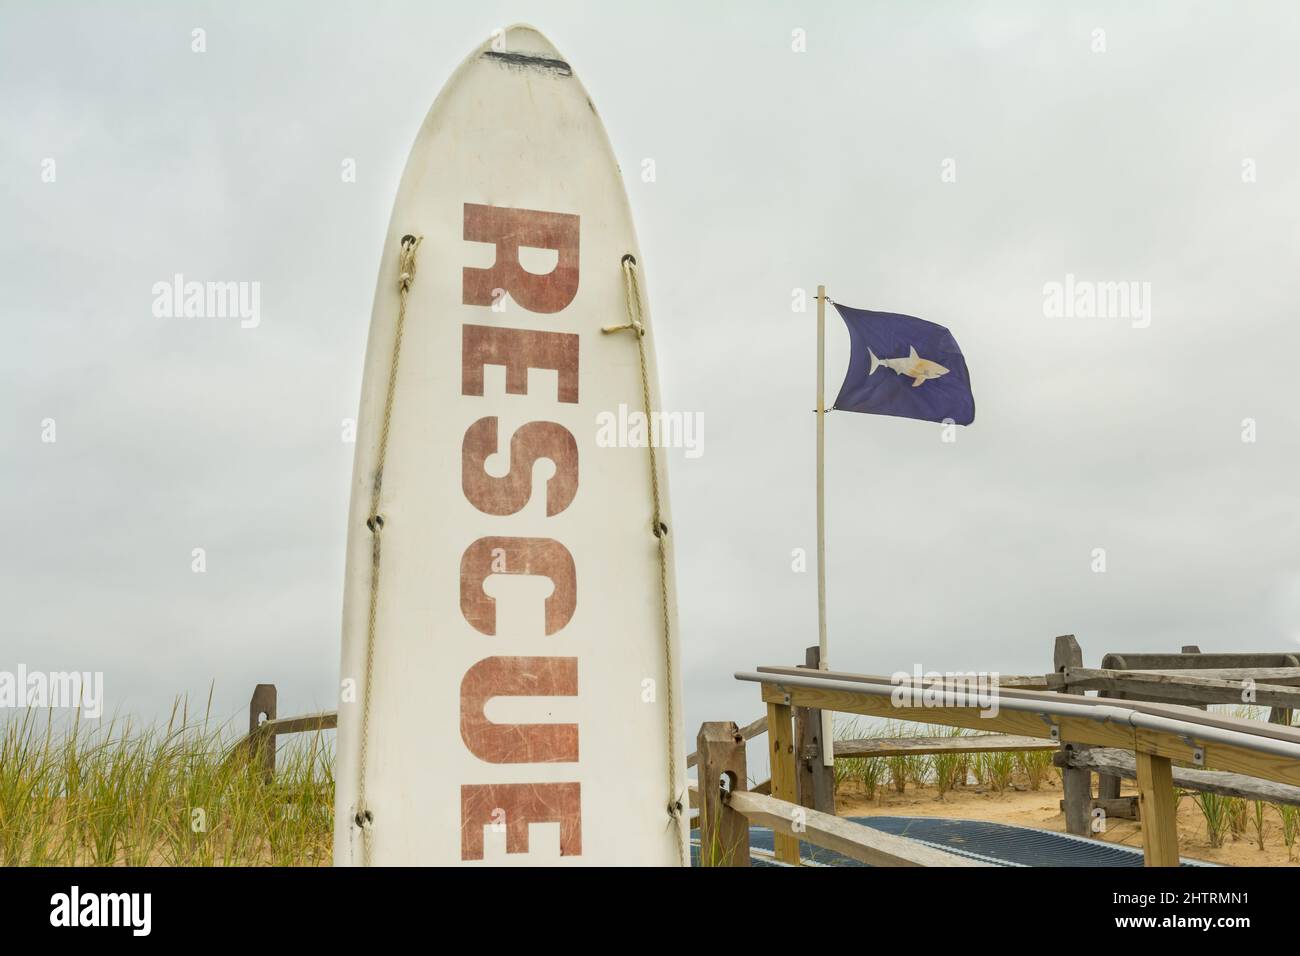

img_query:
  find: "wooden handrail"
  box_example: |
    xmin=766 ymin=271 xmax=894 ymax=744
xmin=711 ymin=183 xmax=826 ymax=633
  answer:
xmin=833 ymin=733 xmax=1056 ymax=759
xmin=740 ymin=662 xmax=1300 ymax=867
xmin=725 ymin=790 xmax=988 ymax=867
xmin=254 ymin=711 xmax=337 ymax=737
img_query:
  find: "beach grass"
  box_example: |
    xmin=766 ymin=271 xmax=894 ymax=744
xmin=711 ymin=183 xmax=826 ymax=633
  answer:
xmin=832 ymin=717 xmax=1049 ymax=794
xmin=0 ymin=700 xmax=333 ymax=866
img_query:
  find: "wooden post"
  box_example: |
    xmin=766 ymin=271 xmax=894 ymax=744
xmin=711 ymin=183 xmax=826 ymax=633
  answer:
xmin=1097 ymin=768 xmax=1122 ymax=800
xmin=1135 ymin=750 xmax=1180 ymax=866
xmin=1269 ymin=653 xmax=1298 ymax=727
xmin=1097 ymin=643 xmax=1201 ymax=802
xmin=767 ymin=700 xmax=801 ymax=865
xmin=795 ymin=646 xmax=837 ymax=814
xmin=249 ymin=683 xmax=277 ymax=784
xmin=1180 ymin=646 xmax=1209 ymax=711
xmin=1095 ymin=647 xmax=1124 ymax=802
xmin=1055 ymin=635 xmax=1092 ymax=836
xmin=696 ymin=722 xmax=750 ymax=867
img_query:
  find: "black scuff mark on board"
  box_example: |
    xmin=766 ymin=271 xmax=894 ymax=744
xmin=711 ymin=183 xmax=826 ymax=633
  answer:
xmin=482 ymin=51 xmax=572 ymax=76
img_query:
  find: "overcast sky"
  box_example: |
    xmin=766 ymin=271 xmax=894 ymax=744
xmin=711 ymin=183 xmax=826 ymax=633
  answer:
xmin=2 ymin=1 xmax=1299 ymax=743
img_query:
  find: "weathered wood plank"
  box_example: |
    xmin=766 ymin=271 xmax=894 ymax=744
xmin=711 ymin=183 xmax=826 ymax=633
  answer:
xmin=727 ymin=790 xmax=988 ymax=867
xmin=987 ymin=675 xmax=1052 ymax=689
xmin=685 ymin=714 xmax=766 ymax=769
xmin=1101 ymin=652 xmax=1300 ymax=671
xmin=1126 ymin=667 xmax=1300 ymax=681
xmin=1064 ymin=746 xmax=1300 ymax=807
xmin=1097 ymin=796 xmax=1140 ymax=820
xmin=1055 ymin=636 xmax=1093 ymax=838
xmin=1064 ymin=667 xmax=1300 ymax=696
xmin=248 ymin=683 xmax=277 ymax=784
xmin=257 ymin=711 xmax=337 ymax=736
xmin=695 ymin=722 xmax=750 ymax=867
xmin=832 ymin=734 xmax=1058 ymax=759
xmin=1097 ymin=768 xmax=1123 ymax=801
xmin=1058 ymin=795 xmax=1140 ymax=820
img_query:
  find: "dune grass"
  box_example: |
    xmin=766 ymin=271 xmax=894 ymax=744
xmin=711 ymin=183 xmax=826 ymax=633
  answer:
xmin=8 ymin=701 xmax=1297 ymax=864
xmin=1193 ymin=790 xmax=1230 ymax=848
xmin=1278 ymin=803 xmax=1299 ymax=851
xmin=832 ymin=717 xmax=1050 ymax=796
xmin=0 ymin=700 xmax=333 ymax=866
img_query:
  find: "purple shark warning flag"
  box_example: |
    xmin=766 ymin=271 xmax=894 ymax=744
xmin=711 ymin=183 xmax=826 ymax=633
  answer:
xmin=832 ymin=304 xmax=975 ymax=426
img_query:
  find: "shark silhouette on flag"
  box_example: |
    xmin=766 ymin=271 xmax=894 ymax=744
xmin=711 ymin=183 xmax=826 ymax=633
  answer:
xmin=832 ymin=303 xmax=975 ymax=425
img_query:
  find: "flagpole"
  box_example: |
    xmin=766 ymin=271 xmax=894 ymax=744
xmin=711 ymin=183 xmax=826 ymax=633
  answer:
xmin=816 ymin=285 xmax=834 ymax=766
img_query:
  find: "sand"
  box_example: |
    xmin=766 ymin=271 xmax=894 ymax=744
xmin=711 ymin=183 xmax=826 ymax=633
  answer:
xmin=835 ymin=778 xmax=1299 ymax=867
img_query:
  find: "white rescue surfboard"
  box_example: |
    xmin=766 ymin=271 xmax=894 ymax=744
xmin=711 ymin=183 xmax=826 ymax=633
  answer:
xmin=334 ymin=25 xmax=687 ymax=866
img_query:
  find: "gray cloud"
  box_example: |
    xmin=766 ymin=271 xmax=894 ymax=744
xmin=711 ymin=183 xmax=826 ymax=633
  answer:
xmin=2 ymin=2 xmax=1298 ymax=754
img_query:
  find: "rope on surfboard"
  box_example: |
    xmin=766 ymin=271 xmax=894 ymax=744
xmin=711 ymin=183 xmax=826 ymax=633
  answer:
xmin=356 ymin=233 xmax=422 ymax=866
xmin=604 ymin=254 xmax=687 ymax=867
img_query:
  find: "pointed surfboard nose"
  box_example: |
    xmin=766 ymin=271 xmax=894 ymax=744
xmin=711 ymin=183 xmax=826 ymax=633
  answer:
xmin=501 ymin=24 xmax=560 ymax=55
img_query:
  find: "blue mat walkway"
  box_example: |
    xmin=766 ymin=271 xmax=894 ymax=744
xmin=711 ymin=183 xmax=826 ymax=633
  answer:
xmin=690 ymin=815 xmax=1212 ymax=867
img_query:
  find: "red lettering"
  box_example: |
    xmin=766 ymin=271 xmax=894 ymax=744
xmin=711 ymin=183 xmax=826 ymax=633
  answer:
xmin=463 ymin=203 xmax=580 ymax=313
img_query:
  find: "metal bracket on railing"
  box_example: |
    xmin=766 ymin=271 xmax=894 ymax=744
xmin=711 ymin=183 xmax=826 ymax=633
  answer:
xmin=1180 ymin=734 xmax=1206 ymax=766
xmin=766 ymin=683 xmax=793 ymax=707
xmin=1038 ymin=714 xmax=1061 ymax=740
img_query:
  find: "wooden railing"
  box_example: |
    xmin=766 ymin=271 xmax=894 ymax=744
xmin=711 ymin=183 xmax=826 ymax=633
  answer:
xmin=1053 ymin=637 xmax=1298 ymax=833
xmin=235 ymin=683 xmax=335 ymax=783
xmin=694 ymin=720 xmax=992 ymax=866
xmin=237 ymin=634 xmax=1300 ymax=867
xmin=704 ymin=655 xmax=1300 ymax=867
xmin=696 ymin=642 xmax=1300 ymax=868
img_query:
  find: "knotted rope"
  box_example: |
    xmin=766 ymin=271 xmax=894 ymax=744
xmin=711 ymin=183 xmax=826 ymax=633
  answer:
xmin=355 ymin=233 xmax=421 ymax=866
xmin=603 ymin=254 xmax=686 ymax=866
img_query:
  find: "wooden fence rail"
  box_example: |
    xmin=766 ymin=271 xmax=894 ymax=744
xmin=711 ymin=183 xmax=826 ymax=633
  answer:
xmin=729 ymin=656 xmax=1300 ymax=867
xmin=1061 ymin=746 xmax=1300 ymax=807
xmin=236 ymin=684 xmax=337 ymax=783
xmin=239 ymin=637 xmax=1300 ymax=867
xmin=728 ymin=790 xmax=987 ymax=867
xmin=695 ymin=721 xmax=986 ymax=867
xmin=832 ymin=733 xmax=1056 ymax=759
xmin=1056 ymin=638 xmax=1297 ymax=831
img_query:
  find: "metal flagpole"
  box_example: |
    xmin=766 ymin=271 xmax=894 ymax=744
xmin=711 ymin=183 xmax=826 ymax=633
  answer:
xmin=816 ymin=285 xmax=834 ymax=766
